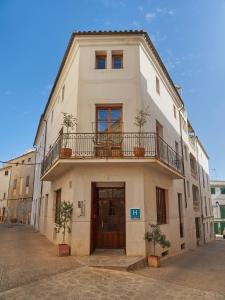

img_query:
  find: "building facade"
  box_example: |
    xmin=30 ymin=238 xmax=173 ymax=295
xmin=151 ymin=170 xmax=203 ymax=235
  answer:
xmin=32 ymin=30 xmax=213 ymax=257
xmin=211 ymin=181 xmax=225 ymax=235
xmin=0 ymin=150 xmax=36 ymax=224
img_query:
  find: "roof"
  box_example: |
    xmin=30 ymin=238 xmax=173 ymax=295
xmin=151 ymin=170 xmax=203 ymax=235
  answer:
xmin=210 ymin=180 xmax=225 ymax=186
xmin=6 ymin=149 xmax=36 ymax=163
xmin=34 ymin=30 xmax=184 ymax=145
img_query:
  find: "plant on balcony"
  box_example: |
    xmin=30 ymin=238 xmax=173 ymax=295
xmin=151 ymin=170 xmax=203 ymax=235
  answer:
xmin=133 ymin=108 xmax=150 ymax=157
xmin=60 ymin=112 xmax=77 ymax=158
xmin=55 ymin=201 xmax=73 ymax=256
xmin=144 ymin=224 xmax=170 ymax=267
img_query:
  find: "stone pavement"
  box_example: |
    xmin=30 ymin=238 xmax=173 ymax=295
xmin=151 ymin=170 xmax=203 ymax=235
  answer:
xmin=134 ymin=239 xmax=225 ymax=295
xmin=0 ymin=266 xmax=224 ymax=300
xmin=0 ymin=224 xmax=225 ymax=300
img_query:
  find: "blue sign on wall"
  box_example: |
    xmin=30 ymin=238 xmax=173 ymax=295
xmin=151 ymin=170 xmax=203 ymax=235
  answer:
xmin=130 ymin=208 xmax=140 ymax=220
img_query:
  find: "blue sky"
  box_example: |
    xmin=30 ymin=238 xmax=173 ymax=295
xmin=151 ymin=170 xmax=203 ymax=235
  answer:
xmin=0 ymin=0 xmax=224 ymax=179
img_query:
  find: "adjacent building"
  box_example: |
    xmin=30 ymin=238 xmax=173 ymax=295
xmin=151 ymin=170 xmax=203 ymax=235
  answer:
xmin=211 ymin=180 xmax=225 ymax=235
xmin=0 ymin=150 xmax=35 ymax=223
xmin=31 ymin=30 xmax=213 ymax=258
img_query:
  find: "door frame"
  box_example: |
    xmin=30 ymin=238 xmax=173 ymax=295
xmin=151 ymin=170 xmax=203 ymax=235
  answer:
xmin=90 ymin=182 xmax=126 ymax=254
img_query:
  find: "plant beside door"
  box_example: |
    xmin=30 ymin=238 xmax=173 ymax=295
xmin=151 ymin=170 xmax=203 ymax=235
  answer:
xmin=133 ymin=108 xmax=150 ymax=157
xmin=60 ymin=112 xmax=77 ymax=158
xmin=55 ymin=201 xmax=73 ymax=257
xmin=144 ymin=224 xmax=170 ymax=267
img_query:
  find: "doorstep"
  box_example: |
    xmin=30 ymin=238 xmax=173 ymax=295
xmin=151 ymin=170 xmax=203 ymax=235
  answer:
xmin=75 ymin=250 xmax=147 ymax=272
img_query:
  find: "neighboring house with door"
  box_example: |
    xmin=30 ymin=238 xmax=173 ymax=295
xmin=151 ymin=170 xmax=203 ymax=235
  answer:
xmin=31 ymin=30 xmax=213 ymax=258
xmin=211 ymin=180 xmax=225 ymax=235
xmin=1 ymin=150 xmax=36 ymax=224
xmin=0 ymin=165 xmax=11 ymax=222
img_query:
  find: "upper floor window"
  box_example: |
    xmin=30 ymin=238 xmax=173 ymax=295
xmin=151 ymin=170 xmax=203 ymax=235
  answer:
xmin=173 ymin=104 xmax=177 ymax=119
xmin=26 ymin=176 xmax=30 ymax=187
xmin=190 ymin=153 xmax=198 ymax=178
xmin=221 ymin=187 xmax=225 ymax=194
xmin=96 ymin=105 xmax=122 ymax=134
xmin=28 ymin=157 xmax=31 ymax=162
xmin=112 ymin=51 xmax=123 ymax=69
xmin=156 ymin=76 xmax=160 ymax=95
xmin=21 ymin=160 xmax=25 ymax=164
xmin=62 ymin=85 xmax=65 ymax=101
xmin=95 ymin=51 xmax=106 ymax=69
xmin=4 ymin=170 xmax=8 ymax=176
xmin=211 ymin=187 xmax=215 ymax=194
xmin=3 ymin=192 xmax=6 ymax=200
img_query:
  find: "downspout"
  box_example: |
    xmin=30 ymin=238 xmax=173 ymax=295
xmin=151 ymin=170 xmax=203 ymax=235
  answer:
xmin=36 ymin=119 xmax=48 ymax=231
xmin=178 ymin=105 xmax=187 ymax=208
xmin=32 ymin=146 xmax=37 ymax=227
xmin=196 ymin=136 xmax=206 ymax=244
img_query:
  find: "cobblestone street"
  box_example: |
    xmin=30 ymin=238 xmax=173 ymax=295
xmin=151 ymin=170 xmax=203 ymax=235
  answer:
xmin=0 ymin=224 xmax=224 ymax=300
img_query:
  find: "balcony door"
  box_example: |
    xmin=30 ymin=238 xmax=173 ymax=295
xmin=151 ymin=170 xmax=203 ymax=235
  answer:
xmin=95 ymin=105 xmax=123 ymax=156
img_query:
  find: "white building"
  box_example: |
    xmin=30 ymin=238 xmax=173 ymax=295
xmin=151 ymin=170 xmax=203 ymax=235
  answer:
xmin=32 ymin=30 xmax=213 ymax=257
xmin=210 ymin=180 xmax=225 ymax=235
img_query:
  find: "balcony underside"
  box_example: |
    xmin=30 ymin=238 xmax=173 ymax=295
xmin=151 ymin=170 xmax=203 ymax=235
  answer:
xmin=41 ymin=157 xmax=184 ymax=181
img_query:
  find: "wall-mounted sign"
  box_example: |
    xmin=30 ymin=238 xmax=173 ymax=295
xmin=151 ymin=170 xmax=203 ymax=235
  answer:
xmin=130 ymin=208 xmax=140 ymax=220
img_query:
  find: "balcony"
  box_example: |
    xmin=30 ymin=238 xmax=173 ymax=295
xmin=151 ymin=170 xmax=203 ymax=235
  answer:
xmin=41 ymin=132 xmax=184 ymax=181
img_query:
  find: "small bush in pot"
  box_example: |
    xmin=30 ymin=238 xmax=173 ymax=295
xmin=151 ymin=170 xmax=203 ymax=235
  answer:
xmin=133 ymin=108 xmax=150 ymax=157
xmin=144 ymin=224 xmax=170 ymax=267
xmin=55 ymin=201 xmax=73 ymax=257
xmin=60 ymin=112 xmax=77 ymax=158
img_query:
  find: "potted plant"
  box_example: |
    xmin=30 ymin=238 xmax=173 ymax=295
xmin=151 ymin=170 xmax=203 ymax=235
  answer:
xmin=133 ymin=108 xmax=150 ymax=157
xmin=60 ymin=112 xmax=77 ymax=158
xmin=55 ymin=201 xmax=73 ymax=257
xmin=144 ymin=224 xmax=170 ymax=268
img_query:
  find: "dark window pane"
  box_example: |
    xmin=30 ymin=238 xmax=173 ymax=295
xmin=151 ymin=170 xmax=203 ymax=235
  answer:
xmin=96 ymin=57 xmax=106 ymax=69
xmin=113 ymin=56 xmax=122 ymax=69
xmin=211 ymin=187 xmax=215 ymax=194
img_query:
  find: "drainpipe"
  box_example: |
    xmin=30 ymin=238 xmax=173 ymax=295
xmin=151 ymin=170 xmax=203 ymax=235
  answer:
xmin=36 ymin=119 xmax=48 ymax=231
xmin=196 ymin=136 xmax=206 ymax=244
xmin=178 ymin=105 xmax=187 ymax=208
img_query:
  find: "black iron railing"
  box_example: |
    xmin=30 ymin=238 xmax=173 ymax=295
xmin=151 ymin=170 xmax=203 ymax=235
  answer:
xmin=41 ymin=132 xmax=184 ymax=176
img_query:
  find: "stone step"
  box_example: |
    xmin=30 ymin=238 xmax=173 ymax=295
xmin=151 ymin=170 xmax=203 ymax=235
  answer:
xmin=75 ymin=254 xmax=147 ymax=271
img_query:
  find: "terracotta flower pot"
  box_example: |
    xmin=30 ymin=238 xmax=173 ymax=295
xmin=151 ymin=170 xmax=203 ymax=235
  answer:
xmin=133 ymin=147 xmax=145 ymax=157
xmin=148 ymin=255 xmax=160 ymax=268
xmin=60 ymin=148 xmax=72 ymax=158
xmin=57 ymin=244 xmax=71 ymax=257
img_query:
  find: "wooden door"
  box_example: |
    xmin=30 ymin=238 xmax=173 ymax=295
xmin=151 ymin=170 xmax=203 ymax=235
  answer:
xmin=92 ymin=187 xmax=125 ymax=249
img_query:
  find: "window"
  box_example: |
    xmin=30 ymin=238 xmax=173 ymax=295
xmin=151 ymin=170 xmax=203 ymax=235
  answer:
xmin=112 ymin=51 xmax=123 ymax=69
xmin=221 ymin=188 xmax=225 ymax=194
xmin=28 ymin=157 xmax=31 ymax=162
xmin=173 ymin=104 xmax=177 ymax=119
xmin=192 ymin=185 xmax=200 ymax=211
xmin=211 ymin=187 xmax=215 ymax=194
xmin=21 ymin=160 xmax=25 ymax=164
xmin=26 ymin=176 xmax=30 ymax=187
xmin=156 ymin=76 xmax=160 ymax=95
xmin=156 ymin=187 xmax=167 ymax=224
xmin=4 ymin=170 xmax=8 ymax=176
xmin=55 ymin=189 xmax=61 ymax=223
xmin=3 ymin=192 xmax=6 ymax=200
xmin=178 ymin=193 xmax=184 ymax=238
xmin=13 ymin=179 xmax=17 ymax=190
xmin=187 ymin=180 xmax=190 ymax=197
xmin=190 ymin=153 xmax=198 ymax=178
xmin=95 ymin=52 xmax=106 ymax=69
xmin=62 ymin=85 xmax=65 ymax=102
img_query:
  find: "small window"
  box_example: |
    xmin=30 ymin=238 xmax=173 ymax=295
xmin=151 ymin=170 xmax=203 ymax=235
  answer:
xmin=26 ymin=176 xmax=30 ymax=187
xmin=156 ymin=187 xmax=167 ymax=224
xmin=51 ymin=110 xmax=54 ymax=124
xmin=95 ymin=52 xmax=106 ymax=69
xmin=28 ymin=157 xmax=31 ymax=162
xmin=3 ymin=192 xmax=6 ymax=200
xmin=156 ymin=76 xmax=160 ymax=95
xmin=173 ymin=104 xmax=177 ymax=119
xmin=211 ymin=187 xmax=215 ymax=194
xmin=21 ymin=160 xmax=25 ymax=164
xmin=62 ymin=85 xmax=65 ymax=102
xmin=13 ymin=179 xmax=17 ymax=190
xmin=221 ymin=188 xmax=225 ymax=194
xmin=112 ymin=51 xmax=123 ymax=69
xmin=4 ymin=170 xmax=8 ymax=176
